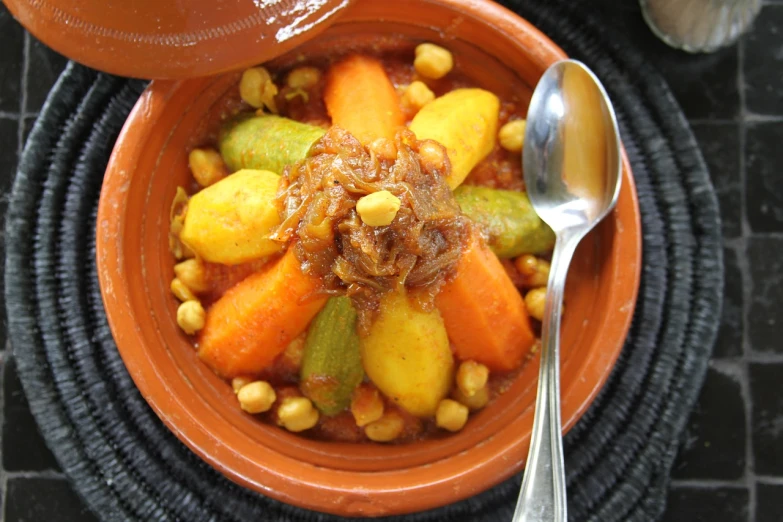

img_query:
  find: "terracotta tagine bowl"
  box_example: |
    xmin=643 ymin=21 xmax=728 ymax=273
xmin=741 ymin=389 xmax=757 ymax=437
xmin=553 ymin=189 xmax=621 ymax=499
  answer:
xmin=94 ymin=0 xmax=642 ymax=516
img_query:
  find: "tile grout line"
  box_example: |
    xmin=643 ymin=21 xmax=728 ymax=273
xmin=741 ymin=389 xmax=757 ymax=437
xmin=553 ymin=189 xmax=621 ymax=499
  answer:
xmin=756 ymin=476 xmax=783 ymax=486
xmin=1 ymin=359 xmax=5 ymax=522
xmin=735 ymin=33 xmax=756 ymax=522
xmin=671 ymin=478 xmax=747 ymax=489
xmin=5 ymin=470 xmax=65 ymax=480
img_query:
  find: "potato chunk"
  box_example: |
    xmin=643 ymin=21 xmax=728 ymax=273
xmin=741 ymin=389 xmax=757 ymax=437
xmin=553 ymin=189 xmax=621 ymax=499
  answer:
xmin=409 ymin=88 xmax=499 ymax=189
xmin=179 ymin=169 xmax=283 ymax=265
xmin=360 ymin=290 xmax=454 ymax=417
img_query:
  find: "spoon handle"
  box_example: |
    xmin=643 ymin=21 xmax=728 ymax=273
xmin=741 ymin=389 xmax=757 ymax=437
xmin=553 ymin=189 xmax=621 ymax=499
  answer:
xmin=512 ymin=233 xmax=579 ymax=522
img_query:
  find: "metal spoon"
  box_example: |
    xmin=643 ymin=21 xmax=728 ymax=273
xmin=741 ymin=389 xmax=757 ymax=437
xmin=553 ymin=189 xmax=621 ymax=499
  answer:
xmin=513 ymin=59 xmax=622 ymax=522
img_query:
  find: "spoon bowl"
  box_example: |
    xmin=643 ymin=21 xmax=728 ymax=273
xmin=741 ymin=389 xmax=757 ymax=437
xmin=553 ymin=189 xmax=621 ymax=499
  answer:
xmin=524 ymin=60 xmax=622 ymax=234
xmin=514 ymin=59 xmax=622 ymax=522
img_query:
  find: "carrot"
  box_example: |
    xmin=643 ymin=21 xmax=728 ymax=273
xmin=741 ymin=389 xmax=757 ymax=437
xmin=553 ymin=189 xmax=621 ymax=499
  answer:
xmin=324 ymin=54 xmax=405 ymax=144
xmin=197 ymin=249 xmax=327 ymax=378
xmin=436 ymin=231 xmax=536 ymax=371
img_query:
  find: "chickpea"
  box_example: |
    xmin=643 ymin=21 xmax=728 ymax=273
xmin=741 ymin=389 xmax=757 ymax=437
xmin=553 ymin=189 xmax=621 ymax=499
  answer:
xmin=277 ymin=397 xmax=319 ymax=432
xmin=351 ymin=384 xmax=384 ymax=427
xmin=368 ymin=138 xmax=397 ymax=162
xmin=414 ymin=43 xmax=453 ymax=80
xmin=456 ymin=361 xmax=489 ymax=397
xmin=188 ymin=148 xmax=227 ymax=187
xmin=170 ymin=278 xmax=196 ymax=302
xmin=514 ymin=255 xmax=551 ymax=288
xmin=525 ymin=287 xmax=547 ymax=321
xmin=231 ymin=376 xmax=252 ymax=394
xmin=237 ymin=381 xmax=276 ymax=414
xmin=418 ymin=140 xmax=448 ymax=172
xmin=435 ymin=399 xmax=469 ymax=432
xmin=356 ymin=190 xmax=401 ymax=227
xmin=286 ymin=66 xmax=321 ymax=90
xmin=176 ymin=300 xmax=205 ymax=335
xmin=282 ymin=334 xmax=305 ymax=370
xmin=401 ymin=81 xmax=435 ymax=111
xmin=452 ymin=385 xmax=490 ymax=411
xmin=498 ymin=119 xmax=527 ymax=153
xmin=239 ymin=66 xmax=278 ymax=113
xmin=364 ymin=411 xmax=405 ymax=442
xmin=174 ymin=259 xmax=209 ymax=293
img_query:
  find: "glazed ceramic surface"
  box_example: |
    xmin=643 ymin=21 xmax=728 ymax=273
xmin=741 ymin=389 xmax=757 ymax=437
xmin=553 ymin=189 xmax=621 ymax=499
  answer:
xmin=3 ymin=0 xmax=356 ymax=79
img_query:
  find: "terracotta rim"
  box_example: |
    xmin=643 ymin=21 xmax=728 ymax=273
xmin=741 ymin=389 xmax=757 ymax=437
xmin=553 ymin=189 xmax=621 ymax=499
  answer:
xmin=96 ymin=0 xmax=642 ymax=516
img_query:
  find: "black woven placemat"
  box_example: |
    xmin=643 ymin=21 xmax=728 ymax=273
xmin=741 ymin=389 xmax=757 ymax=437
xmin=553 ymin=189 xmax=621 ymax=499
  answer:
xmin=4 ymin=0 xmax=723 ymax=520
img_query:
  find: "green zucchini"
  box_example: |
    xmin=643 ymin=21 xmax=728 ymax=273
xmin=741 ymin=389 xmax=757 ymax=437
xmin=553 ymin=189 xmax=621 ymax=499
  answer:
xmin=218 ymin=114 xmax=325 ymax=174
xmin=455 ymin=185 xmax=556 ymax=258
xmin=300 ymin=296 xmax=364 ymax=416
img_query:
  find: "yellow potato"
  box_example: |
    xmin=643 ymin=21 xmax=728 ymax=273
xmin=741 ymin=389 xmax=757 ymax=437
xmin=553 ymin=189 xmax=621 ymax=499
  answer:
xmin=409 ymin=88 xmax=499 ymax=189
xmin=360 ymin=290 xmax=454 ymax=417
xmin=180 ymin=169 xmax=283 ymax=265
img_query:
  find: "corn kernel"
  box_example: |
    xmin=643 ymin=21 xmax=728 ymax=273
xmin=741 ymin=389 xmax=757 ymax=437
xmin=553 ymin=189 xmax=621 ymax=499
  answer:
xmin=414 ymin=43 xmax=454 ymax=80
xmin=351 ymin=384 xmax=385 ymax=427
xmin=231 ymin=376 xmax=252 ymax=394
xmin=402 ymin=81 xmax=435 ymax=111
xmin=239 ymin=66 xmax=278 ymax=113
xmin=435 ymin=399 xmax=469 ymax=432
xmin=525 ymin=287 xmax=547 ymax=321
xmin=176 ymin=300 xmax=205 ymax=335
xmin=287 ymin=66 xmax=321 ymax=90
xmin=188 ymin=148 xmax=227 ymax=187
xmin=174 ymin=259 xmax=209 ymax=293
xmin=452 ymin=385 xmax=490 ymax=411
xmin=364 ymin=411 xmax=405 ymax=442
xmin=237 ymin=381 xmax=276 ymax=414
xmin=356 ymin=190 xmax=401 ymax=227
xmin=498 ymin=119 xmax=527 ymax=153
xmin=170 ymin=278 xmax=196 ymax=302
xmin=277 ymin=397 xmax=319 ymax=432
xmin=456 ymin=361 xmax=489 ymax=397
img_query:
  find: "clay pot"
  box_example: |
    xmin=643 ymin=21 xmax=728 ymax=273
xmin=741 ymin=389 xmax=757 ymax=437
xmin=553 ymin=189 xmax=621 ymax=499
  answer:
xmin=96 ymin=0 xmax=642 ymax=516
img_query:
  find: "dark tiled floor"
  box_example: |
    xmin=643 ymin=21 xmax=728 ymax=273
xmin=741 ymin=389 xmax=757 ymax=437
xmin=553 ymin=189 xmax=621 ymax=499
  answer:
xmin=0 ymin=8 xmax=23 ymax=114
xmin=662 ymin=487 xmax=750 ymax=522
xmin=714 ymin=247 xmax=743 ymax=358
xmin=25 ymin=36 xmax=69 ymax=114
xmin=755 ymin=482 xmax=783 ymax=522
xmin=1 ymin=2 xmax=782 ymax=522
xmin=747 ymin=237 xmax=783 ymax=355
xmin=744 ymin=5 xmax=783 ymax=116
xmin=746 ymin=122 xmax=783 ymax=233
xmin=671 ymin=366 xmax=746 ymax=481
xmin=5 ymin=478 xmax=99 ymax=522
xmin=2 ymin=358 xmax=59 ymax=472
xmin=749 ymin=363 xmax=783 ymax=476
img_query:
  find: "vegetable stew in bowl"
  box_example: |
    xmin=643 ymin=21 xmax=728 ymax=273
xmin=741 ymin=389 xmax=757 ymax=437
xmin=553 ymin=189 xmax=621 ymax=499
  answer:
xmin=97 ymin=0 xmax=641 ymax=512
xmin=168 ymin=43 xmax=561 ymax=443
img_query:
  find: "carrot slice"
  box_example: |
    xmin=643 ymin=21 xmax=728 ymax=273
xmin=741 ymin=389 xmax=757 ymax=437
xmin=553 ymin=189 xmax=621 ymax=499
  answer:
xmin=324 ymin=54 xmax=405 ymax=144
xmin=198 ymin=249 xmax=327 ymax=378
xmin=436 ymin=232 xmax=536 ymax=371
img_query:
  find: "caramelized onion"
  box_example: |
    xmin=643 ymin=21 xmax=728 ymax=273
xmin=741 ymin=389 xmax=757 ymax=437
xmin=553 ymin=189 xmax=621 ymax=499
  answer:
xmin=273 ymin=126 xmax=467 ymax=332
